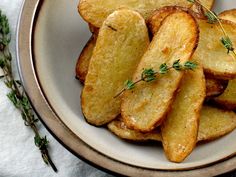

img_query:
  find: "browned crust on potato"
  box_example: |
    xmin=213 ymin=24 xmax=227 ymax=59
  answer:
xmin=88 ymin=23 xmax=99 ymax=35
xmin=213 ymin=99 xmax=236 ymax=110
xmin=205 ymin=78 xmax=228 ymax=98
xmin=76 ymin=35 xmax=97 ymax=83
xmin=146 ymin=5 xmax=207 ymax=35
xmin=219 ymin=9 xmax=236 ymax=22
xmin=78 ymin=0 xmax=193 ymax=28
xmin=108 ymin=116 xmax=162 ymax=142
xmin=148 ymin=7 xmax=236 ymax=80
xmin=204 ymin=67 xmax=236 ymax=80
xmin=147 ymin=6 xmax=189 ymax=35
xmin=121 ymin=11 xmax=199 ymax=132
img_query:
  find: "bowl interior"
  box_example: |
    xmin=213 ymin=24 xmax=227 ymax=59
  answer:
xmin=34 ymin=0 xmax=236 ymax=170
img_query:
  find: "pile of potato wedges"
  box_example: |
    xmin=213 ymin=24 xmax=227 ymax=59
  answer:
xmin=76 ymin=0 xmax=236 ymax=163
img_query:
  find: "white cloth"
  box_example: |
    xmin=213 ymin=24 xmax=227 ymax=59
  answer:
xmin=0 ymin=1 xmax=113 ymax=177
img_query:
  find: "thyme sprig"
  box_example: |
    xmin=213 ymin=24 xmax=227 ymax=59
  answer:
xmin=0 ymin=10 xmax=57 ymax=172
xmin=187 ymin=0 xmax=236 ymax=58
xmin=114 ymin=60 xmax=197 ymax=98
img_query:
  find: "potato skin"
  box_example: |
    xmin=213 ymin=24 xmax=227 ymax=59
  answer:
xmin=161 ymin=67 xmax=206 ymax=163
xmin=78 ymin=0 xmax=194 ymax=28
xmin=219 ymin=9 xmax=236 ymax=23
xmin=108 ymin=116 xmax=162 ymax=142
xmin=88 ymin=23 xmax=99 ymax=35
xmin=147 ymin=6 xmax=189 ymax=35
xmin=81 ymin=9 xmax=149 ymax=126
xmin=121 ymin=11 xmax=199 ymax=132
xmin=213 ymin=80 xmax=236 ymax=110
xmin=205 ymin=78 xmax=228 ymax=98
xmin=108 ymin=106 xmax=236 ymax=144
xmin=76 ymin=35 xmax=97 ymax=83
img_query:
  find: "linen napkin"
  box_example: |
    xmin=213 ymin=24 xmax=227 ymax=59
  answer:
xmin=0 ymin=0 xmax=113 ymax=176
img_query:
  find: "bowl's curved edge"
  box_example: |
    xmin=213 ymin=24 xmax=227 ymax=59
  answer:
xmin=16 ymin=0 xmax=236 ymax=176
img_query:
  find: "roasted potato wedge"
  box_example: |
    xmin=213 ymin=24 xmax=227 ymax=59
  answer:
xmin=206 ymin=78 xmax=228 ymax=98
xmin=76 ymin=35 xmax=96 ymax=83
xmin=161 ymin=67 xmax=205 ymax=163
xmin=108 ymin=116 xmax=162 ymax=142
xmin=219 ymin=9 xmax=236 ymax=23
xmin=148 ymin=7 xmax=236 ymax=79
xmin=121 ymin=12 xmax=199 ymax=132
xmin=193 ymin=20 xmax=236 ymax=79
xmin=147 ymin=6 xmax=188 ymax=35
xmin=81 ymin=9 xmax=149 ymax=126
xmin=108 ymin=106 xmax=236 ymax=143
xmin=78 ymin=0 xmax=195 ymax=28
xmin=198 ymin=106 xmax=236 ymax=141
xmin=213 ymin=10 xmax=236 ymax=110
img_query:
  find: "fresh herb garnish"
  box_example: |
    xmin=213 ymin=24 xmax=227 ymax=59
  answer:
xmin=114 ymin=60 xmax=197 ymax=98
xmin=0 ymin=10 xmax=57 ymax=172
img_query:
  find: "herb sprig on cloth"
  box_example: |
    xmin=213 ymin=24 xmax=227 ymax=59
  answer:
xmin=0 ymin=10 xmax=57 ymax=172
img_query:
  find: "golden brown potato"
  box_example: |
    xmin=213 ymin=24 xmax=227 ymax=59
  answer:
xmin=81 ymin=9 xmax=149 ymax=126
xmin=121 ymin=11 xmax=199 ymax=132
xmin=78 ymin=0 xmax=195 ymax=28
xmin=161 ymin=67 xmax=205 ymax=163
xmin=198 ymin=106 xmax=236 ymax=141
xmin=213 ymin=10 xmax=236 ymax=110
xmin=205 ymin=78 xmax=228 ymax=98
xmin=108 ymin=116 xmax=162 ymax=142
xmin=148 ymin=7 xmax=236 ymax=80
xmin=108 ymin=106 xmax=236 ymax=143
xmin=76 ymin=35 xmax=96 ymax=83
xmin=193 ymin=20 xmax=236 ymax=80
xmin=219 ymin=9 xmax=236 ymax=23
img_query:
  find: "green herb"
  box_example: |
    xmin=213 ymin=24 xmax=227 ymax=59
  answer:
xmin=0 ymin=10 xmax=57 ymax=172
xmin=125 ymin=80 xmax=135 ymax=90
xmin=114 ymin=60 xmax=197 ymax=98
xmin=205 ymin=11 xmax=218 ymax=24
xmin=187 ymin=0 xmax=236 ymax=58
xmin=141 ymin=68 xmax=157 ymax=82
xmin=221 ymin=37 xmax=234 ymax=54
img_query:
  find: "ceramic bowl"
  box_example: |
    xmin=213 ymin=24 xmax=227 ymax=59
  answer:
xmin=17 ymin=0 xmax=236 ymax=176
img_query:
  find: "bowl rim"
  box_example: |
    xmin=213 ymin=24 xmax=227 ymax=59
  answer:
xmin=16 ymin=0 xmax=236 ymax=176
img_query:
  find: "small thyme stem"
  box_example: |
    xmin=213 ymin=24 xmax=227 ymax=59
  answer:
xmin=114 ymin=61 xmax=196 ymax=98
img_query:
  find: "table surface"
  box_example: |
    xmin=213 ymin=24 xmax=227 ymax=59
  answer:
xmin=0 ymin=0 xmax=235 ymax=177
